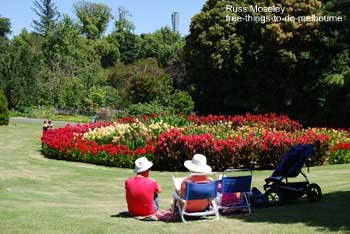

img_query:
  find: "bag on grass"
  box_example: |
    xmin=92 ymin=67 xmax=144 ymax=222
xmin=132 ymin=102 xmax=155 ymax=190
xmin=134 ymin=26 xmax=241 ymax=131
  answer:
xmin=251 ymin=187 xmax=267 ymax=209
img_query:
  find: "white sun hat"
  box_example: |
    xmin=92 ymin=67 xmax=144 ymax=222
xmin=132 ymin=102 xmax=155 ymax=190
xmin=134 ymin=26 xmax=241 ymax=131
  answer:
xmin=184 ymin=154 xmax=212 ymax=173
xmin=134 ymin=157 xmax=153 ymax=173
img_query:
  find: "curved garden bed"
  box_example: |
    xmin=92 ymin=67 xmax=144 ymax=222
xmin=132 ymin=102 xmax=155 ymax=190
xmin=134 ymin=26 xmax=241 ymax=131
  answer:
xmin=41 ymin=113 xmax=350 ymax=171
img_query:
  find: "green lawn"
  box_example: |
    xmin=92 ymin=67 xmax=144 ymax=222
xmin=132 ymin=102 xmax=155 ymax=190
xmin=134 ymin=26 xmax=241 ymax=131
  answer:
xmin=0 ymin=120 xmax=349 ymax=234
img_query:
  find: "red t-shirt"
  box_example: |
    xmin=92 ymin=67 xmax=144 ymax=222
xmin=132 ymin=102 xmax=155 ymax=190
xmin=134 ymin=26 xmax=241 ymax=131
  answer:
xmin=125 ymin=176 xmax=161 ymax=216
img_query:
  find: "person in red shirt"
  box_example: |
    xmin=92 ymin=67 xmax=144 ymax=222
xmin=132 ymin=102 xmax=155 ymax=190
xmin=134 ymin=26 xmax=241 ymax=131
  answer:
xmin=125 ymin=157 xmax=161 ymax=217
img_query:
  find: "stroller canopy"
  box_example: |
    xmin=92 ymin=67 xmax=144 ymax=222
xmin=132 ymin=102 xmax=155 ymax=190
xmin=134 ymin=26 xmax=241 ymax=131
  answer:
xmin=271 ymin=144 xmax=315 ymax=178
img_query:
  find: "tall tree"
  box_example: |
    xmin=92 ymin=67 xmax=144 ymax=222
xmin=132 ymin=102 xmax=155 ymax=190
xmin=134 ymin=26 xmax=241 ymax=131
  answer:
xmin=0 ymin=89 xmax=9 ymax=125
xmin=0 ymin=16 xmax=11 ymax=38
xmin=0 ymin=30 xmax=41 ymax=109
xmin=0 ymin=16 xmax=11 ymax=89
xmin=115 ymin=7 xmax=135 ymax=32
xmin=240 ymin=0 xmax=322 ymax=120
xmin=108 ymin=58 xmax=173 ymax=106
xmin=314 ymin=0 xmax=350 ymax=127
xmin=74 ymin=1 xmax=112 ymax=40
xmin=43 ymin=15 xmax=88 ymax=76
xmin=92 ymin=38 xmax=120 ymax=68
xmin=108 ymin=7 xmax=141 ymax=64
xmin=185 ymin=0 xmax=350 ymax=127
xmin=185 ymin=0 xmax=244 ymax=114
xmin=32 ymin=0 xmax=59 ymax=36
xmin=41 ymin=15 xmax=105 ymax=111
xmin=141 ymin=27 xmax=183 ymax=67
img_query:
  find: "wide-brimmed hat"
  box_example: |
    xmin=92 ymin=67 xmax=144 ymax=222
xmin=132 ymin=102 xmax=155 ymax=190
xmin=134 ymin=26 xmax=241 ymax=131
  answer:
xmin=134 ymin=157 xmax=153 ymax=173
xmin=184 ymin=154 xmax=212 ymax=173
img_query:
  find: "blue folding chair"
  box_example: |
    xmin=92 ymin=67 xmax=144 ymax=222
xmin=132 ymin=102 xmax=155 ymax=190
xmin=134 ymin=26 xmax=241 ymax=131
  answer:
xmin=218 ymin=169 xmax=252 ymax=214
xmin=172 ymin=180 xmax=219 ymax=223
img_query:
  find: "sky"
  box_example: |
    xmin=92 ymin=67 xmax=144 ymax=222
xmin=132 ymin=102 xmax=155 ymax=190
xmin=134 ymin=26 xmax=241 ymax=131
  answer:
xmin=0 ymin=0 xmax=207 ymax=37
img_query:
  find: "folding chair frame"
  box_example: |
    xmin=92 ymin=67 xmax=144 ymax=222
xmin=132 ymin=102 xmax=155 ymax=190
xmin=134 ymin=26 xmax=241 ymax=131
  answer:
xmin=172 ymin=180 xmax=219 ymax=223
xmin=218 ymin=168 xmax=252 ymax=214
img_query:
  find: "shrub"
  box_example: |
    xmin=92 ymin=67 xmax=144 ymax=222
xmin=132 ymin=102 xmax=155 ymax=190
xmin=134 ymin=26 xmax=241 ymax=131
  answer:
xmin=83 ymin=86 xmax=121 ymax=114
xmin=108 ymin=58 xmax=174 ymax=106
xmin=125 ymin=100 xmax=168 ymax=116
xmin=25 ymin=106 xmax=54 ymax=119
xmin=169 ymin=90 xmax=194 ymax=115
xmin=0 ymin=89 xmax=9 ymax=125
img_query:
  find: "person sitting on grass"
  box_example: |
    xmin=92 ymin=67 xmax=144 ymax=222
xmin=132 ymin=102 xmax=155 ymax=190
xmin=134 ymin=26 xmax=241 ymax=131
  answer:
xmin=176 ymin=154 xmax=213 ymax=212
xmin=42 ymin=120 xmax=49 ymax=131
xmin=125 ymin=157 xmax=161 ymax=218
xmin=48 ymin=119 xmax=53 ymax=129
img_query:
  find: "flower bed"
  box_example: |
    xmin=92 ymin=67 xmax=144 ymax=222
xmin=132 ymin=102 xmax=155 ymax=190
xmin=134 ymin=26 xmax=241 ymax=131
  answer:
xmin=329 ymin=142 xmax=350 ymax=164
xmin=41 ymin=114 xmax=348 ymax=171
xmin=186 ymin=113 xmax=302 ymax=131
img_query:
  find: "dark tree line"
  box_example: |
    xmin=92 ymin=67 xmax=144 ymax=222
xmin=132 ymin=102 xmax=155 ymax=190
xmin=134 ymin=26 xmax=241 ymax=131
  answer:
xmin=184 ymin=0 xmax=350 ymax=127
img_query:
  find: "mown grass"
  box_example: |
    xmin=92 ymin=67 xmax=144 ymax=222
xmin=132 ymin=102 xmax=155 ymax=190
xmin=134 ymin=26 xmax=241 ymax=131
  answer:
xmin=0 ymin=120 xmax=349 ymax=234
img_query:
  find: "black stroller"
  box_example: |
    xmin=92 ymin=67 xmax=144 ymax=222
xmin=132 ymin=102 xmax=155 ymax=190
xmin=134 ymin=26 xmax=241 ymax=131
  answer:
xmin=263 ymin=142 xmax=322 ymax=205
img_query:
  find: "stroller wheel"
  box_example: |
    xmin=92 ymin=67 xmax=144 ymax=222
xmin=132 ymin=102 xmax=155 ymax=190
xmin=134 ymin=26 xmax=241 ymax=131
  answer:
xmin=265 ymin=188 xmax=284 ymax=206
xmin=307 ymin=183 xmax=322 ymax=202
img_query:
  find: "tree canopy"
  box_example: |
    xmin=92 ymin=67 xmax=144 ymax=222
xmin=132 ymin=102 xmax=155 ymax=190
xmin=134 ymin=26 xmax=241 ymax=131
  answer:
xmin=74 ymin=1 xmax=112 ymax=40
xmin=0 ymin=89 xmax=9 ymax=125
xmin=185 ymin=0 xmax=350 ymax=127
xmin=0 ymin=0 xmax=349 ymax=127
xmin=32 ymin=0 xmax=59 ymax=36
xmin=0 ymin=16 xmax=11 ymax=38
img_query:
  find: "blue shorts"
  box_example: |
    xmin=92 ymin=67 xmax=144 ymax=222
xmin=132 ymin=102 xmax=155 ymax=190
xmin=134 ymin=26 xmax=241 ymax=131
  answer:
xmin=154 ymin=193 xmax=159 ymax=211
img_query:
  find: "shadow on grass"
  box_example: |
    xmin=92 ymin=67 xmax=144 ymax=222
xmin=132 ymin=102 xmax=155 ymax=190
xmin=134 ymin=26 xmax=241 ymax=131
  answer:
xmin=231 ymin=191 xmax=350 ymax=232
xmin=110 ymin=211 xmax=209 ymax=223
xmin=110 ymin=212 xmax=130 ymax=218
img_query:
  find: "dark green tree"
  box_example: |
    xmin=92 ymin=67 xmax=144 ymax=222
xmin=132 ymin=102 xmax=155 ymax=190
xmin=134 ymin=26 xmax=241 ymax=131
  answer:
xmin=240 ymin=0 xmax=322 ymax=120
xmin=141 ymin=27 xmax=184 ymax=67
xmin=92 ymin=37 xmax=120 ymax=68
xmin=74 ymin=1 xmax=112 ymax=40
xmin=169 ymin=90 xmax=194 ymax=115
xmin=107 ymin=61 xmax=129 ymax=105
xmin=185 ymin=0 xmax=244 ymax=114
xmin=313 ymin=0 xmax=350 ymax=127
xmin=0 ymin=17 xmax=11 ymax=90
xmin=0 ymin=16 xmax=11 ymax=38
xmin=0 ymin=89 xmax=9 ymax=125
xmin=108 ymin=58 xmax=173 ymax=106
xmin=32 ymin=0 xmax=60 ymax=36
xmin=43 ymin=15 xmax=92 ymax=77
xmin=185 ymin=0 xmax=327 ymax=122
xmin=0 ymin=30 xmax=41 ymax=109
xmin=165 ymin=46 xmax=188 ymax=89
xmin=115 ymin=7 xmax=135 ymax=32
xmin=108 ymin=7 xmax=141 ymax=64
xmin=41 ymin=15 xmax=106 ymax=112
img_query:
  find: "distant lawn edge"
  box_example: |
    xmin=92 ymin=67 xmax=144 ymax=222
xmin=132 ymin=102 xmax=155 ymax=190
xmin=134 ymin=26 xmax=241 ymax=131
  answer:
xmin=10 ymin=111 xmax=92 ymax=123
